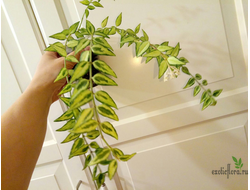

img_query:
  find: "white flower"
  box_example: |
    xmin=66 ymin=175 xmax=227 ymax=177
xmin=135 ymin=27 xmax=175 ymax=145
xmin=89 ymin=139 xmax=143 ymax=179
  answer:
xmin=164 ymin=67 xmax=180 ymax=82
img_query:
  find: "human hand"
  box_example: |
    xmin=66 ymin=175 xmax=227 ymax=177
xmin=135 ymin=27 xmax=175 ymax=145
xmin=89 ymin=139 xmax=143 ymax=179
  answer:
xmin=29 ymin=47 xmax=90 ymax=104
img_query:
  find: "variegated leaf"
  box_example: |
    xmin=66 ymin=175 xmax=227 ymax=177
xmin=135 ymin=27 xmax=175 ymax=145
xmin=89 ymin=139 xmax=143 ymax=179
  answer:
xmin=108 ymin=160 xmax=118 ymax=180
xmin=67 ymin=39 xmax=79 ymax=48
xmin=70 ymin=61 xmax=90 ymax=83
xmin=97 ymin=104 xmax=119 ymax=121
xmin=83 ymin=154 xmax=92 ymax=170
xmin=80 ymin=51 xmax=90 ymax=62
xmin=66 ymin=55 xmax=79 ymax=63
xmin=101 ymin=121 xmax=118 ymax=140
xmin=56 ymin=119 xmax=75 ymax=131
xmin=88 ymin=148 xmax=111 ymax=166
xmin=71 ymin=119 xmax=98 ymax=134
xmin=60 ymin=97 xmax=71 ymax=107
xmin=86 ymin=20 xmax=95 ymax=34
xmin=72 ymin=79 xmax=89 ymax=97
xmin=75 ymin=108 xmax=94 ymax=128
xmin=119 ymin=153 xmax=136 ymax=162
xmin=61 ymin=133 xmax=80 ymax=143
xmin=86 ymin=130 xmax=100 ymax=140
xmin=74 ymin=39 xmax=90 ymax=55
xmin=93 ymin=60 xmax=117 ymax=78
xmin=69 ymin=138 xmax=89 ymax=158
xmin=93 ymin=37 xmax=113 ymax=51
xmin=91 ymin=44 xmax=115 ymax=56
xmin=69 ymin=21 xmax=80 ymax=34
xmin=95 ymin=90 xmax=117 ymax=109
xmin=54 ymin=110 xmax=73 ymax=122
xmin=50 ymin=44 xmax=67 ymax=57
xmin=58 ymin=84 xmax=72 ymax=95
xmin=49 ymin=32 xmax=66 ymax=40
xmin=70 ymin=89 xmax=93 ymax=110
xmin=92 ymin=73 xmax=117 ymax=86
xmin=54 ymin=68 xmax=68 ymax=82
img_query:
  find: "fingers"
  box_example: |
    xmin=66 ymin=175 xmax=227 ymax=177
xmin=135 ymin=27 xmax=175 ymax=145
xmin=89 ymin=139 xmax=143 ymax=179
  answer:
xmin=66 ymin=46 xmax=90 ymax=69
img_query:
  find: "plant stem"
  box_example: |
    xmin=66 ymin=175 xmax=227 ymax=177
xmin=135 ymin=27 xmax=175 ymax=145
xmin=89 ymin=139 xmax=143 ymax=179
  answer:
xmin=88 ymin=35 xmax=113 ymax=150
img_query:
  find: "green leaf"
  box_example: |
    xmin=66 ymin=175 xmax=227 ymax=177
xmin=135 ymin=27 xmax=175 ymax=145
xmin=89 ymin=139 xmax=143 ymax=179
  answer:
xmin=60 ymin=97 xmax=71 ymax=107
xmin=115 ymin=13 xmax=122 ymax=27
xmin=142 ymin=29 xmax=149 ymax=41
xmin=86 ymin=130 xmax=100 ymax=139
xmin=181 ymin=66 xmax=190 ymax=75
xmin=69 ymin=21 xmax=80 ymax=34
xmin=85 ymin=9 xmax=89 ymax=18
xmin=88 ymin=148 xmax=111 ymax=166
xmin=119 ymin=153 xmax=136 ymax=162
xmin=193 ymin=86 xmax=201 ymax=97
xmin=49 ymin=32 xmax=66 ymax=40
xmin=143 ymin=50 xmax=161 ymax=57
xmin=92 ymin=73 xmax=118 ymax=86
xmin=72 ymin=79 xmax=90 ymax=97
xmin=94 ymin=31 xmax=109 ymax=38
xmin=112 ymin=148 xmax=124 ymax=158
xmin=83 ymin=155 xmax=92 ymax=170
xmin=87 ymin=5 xmax=95 ymax=10
xmin=171 ymin=42 xmax=180 ymax=57
xmin=213 ymin=89 xmax=223 ymax=97
xmin=56 ymin=119 xmax=75 ymax=131
xmin=54 ymin=68 xmax=68 ymax=82
xmin=158 ymin=60 xmax=168 ymax=79
xmin=75 ymin=108 xmax=94 ymax=128
xmin=66 ymin=55 xmax=79 ymax=63
xmin=92 ymin=1 xmax=103 ymax=7
xmin=109 ymin=26 xmax=116 ymax=35
xmin=50 ymin=44 xmax=67 ymax=57
xmin=95 ymin=90 xmax=117 ymax=109
xmin=202 ymin=97 xmax=213 ymax=110
xmin=80 ymin=51 xmax=90 ymax=62
xmin=58 ymin=83 xmax=72 ymax=95
xmin=97 ymin=104 xmax=119 ymax=121
xmin=93 ymin=60 xmax=117 ymax=78
xmin=54 ymin=110 xmax=73 ymax=122
xmin=135 ymin=23 xmax=141 ymax=34
xmin=101 ymin=121 xmax=118 ymax=140
xmin=71 ymin=119 xmax=98 ymax=133
xmin=93 ymin=37 xmax=113 ymax=51
xmin=101 ymin=16 xmax=109 ymax=28
xmin=67 ymin=39 xmax=79 ymax=48
xmin=79 ymin=28 xmax=89 ymax=35
xmin=168 ymin=56 xmax=186 ymax=66
xmin=70 ymin=89 xmax=93 ymax=110
xmin=92 ymin=165 xmax=98 ymax=180
xmin=91 ymin=44 xmax=115 ymax=56
xmin=120 ymin=36 xmax=135 ymax=43
xmin=45 ymin=42 xmax=64 ymax=52
xmin=90 ymin=141 xmax=100 ymax=149
xmin=239 ymin=158 xmax=242 ymax=165
xmin=74 ymin=38 xmax=90 ymax=55
xmin=86 ymin=20 xmax=95 ymax=34
xmin=108 ymin=160 xmax=118 ymax=180
xmin=73 ymin=109 xmax=80 ymax=119
xmin=80 ymin=0 xmax=90 ymax=5
xmin=195 ymin=74 xmax=202 ymax=80
xmin=200 ymin=91 xmax=209 ymax=104
xmin=202 ymin=80 xmax=208 ymax=86
xmin=61 ymin=133 xmax=80 ymax=143
xmin=70 ymin=61 xmax=90 ymax=83
xmin=179 ymin=57 xmax=189 ymax=63
xmin=95 ymin=173 xmax=105 ymax=189
xmin=232 ymin=156 xmax=238 ymax=163
xmin=137 ymin=41 xmax=150 ymax=57
xmin=69 ymin=138 xmax=89 ymax=159
xmin=157 ymin=45 xmax=173 ymax=52
xmin=183 ymin=77 xmax=195 ymax=89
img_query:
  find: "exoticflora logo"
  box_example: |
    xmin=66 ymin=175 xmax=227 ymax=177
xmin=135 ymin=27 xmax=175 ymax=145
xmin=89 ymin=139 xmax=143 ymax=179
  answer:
xmin=212 ymin=156 xmax=248 ymax=179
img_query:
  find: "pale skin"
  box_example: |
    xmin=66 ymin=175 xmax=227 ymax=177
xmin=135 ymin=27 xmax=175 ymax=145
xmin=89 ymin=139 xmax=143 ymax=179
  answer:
xmin=1 ymin=47 xmax=89 ymax=190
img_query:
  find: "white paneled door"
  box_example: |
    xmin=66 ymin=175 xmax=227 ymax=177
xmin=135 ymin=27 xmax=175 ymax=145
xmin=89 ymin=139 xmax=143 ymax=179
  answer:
xmin=1 ymin=0 xmax=247 ymax=190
